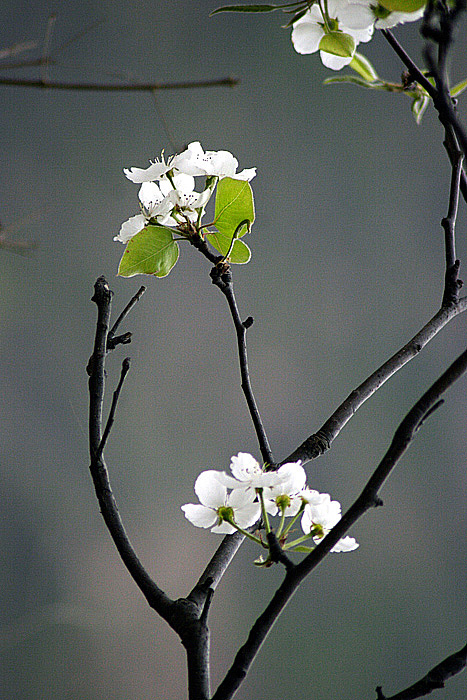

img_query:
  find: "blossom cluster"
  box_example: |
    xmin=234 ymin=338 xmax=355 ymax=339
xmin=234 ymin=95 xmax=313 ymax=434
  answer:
xmin=181 ymin=452 xmax=358 ymax=558
xmin=291 ymin=0 xmax=425 ymax=70
xmin=115 ymin=141 xmax=256 ymax=244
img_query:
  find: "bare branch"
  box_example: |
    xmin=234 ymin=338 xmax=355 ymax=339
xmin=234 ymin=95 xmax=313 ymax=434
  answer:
xmin=442 ymin=151 xmax=464 ymax=305
xmin=376 ymin=640 xmax=467 ymax=700
xmin=381 ymin=27 xmax=467 ymax=204
xmin=87 ymin=276 xmax=174 ymax=617
xmin=282 ymin=299 xmax=467 ymax=465
xmin=107 ymin=284 xmax=146 ymax=350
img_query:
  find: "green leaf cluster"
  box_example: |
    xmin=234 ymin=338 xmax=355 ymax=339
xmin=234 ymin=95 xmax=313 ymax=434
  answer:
xmin=206 ymin=177 xmax=255 ymax=264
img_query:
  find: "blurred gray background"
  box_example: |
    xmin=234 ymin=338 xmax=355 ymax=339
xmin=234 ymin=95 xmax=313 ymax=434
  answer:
xmin=1 ymin=1 xmax=466 ymax=698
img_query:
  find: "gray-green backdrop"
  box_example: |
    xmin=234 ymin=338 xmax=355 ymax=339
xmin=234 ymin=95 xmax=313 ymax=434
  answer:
xmin=1 ymin=1 xmax=466 ymax=698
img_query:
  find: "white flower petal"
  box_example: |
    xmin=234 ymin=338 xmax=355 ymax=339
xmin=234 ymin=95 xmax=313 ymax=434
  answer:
xmin=235 ymin=167 xmax=257 ymax=181
xmin=331 ymin=536 xmax=359 ymax=552
xmin=114 ymin=214 xmax=146 ymax=243
xmin=230 ymin=452 xmax=262 ymax=481
xmin=181 ymin=503 xmax=218 ymax=529
xmin=234 ymin=502 xmax=261 ymax=529
xmin=194 ymin=470 xmax=227 ymax=508
xmin=320 ymin=50 xmax=353 ymax=70
xmin=276 ymin=462 xmax=306 ymax=494
xmin=292 ymin=22 xmax=324 ymax=55
xmin=339 ymin=3 xmax=375 ymax=29
xmin=228 ymin=487 xmax=256 ymax=508
xmin=124 ymin=161 xmax=171 ymax=183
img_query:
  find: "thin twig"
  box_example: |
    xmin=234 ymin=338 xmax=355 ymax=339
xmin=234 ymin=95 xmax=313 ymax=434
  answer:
xmin=0 ymin=76 xmax=238 ymax=91
xmin=212 ymin=345 xmax=467 ymax=700
xmin=381 ymin=28 xmax=467 ymax=203
xmin=210 ymin=264 xmax=274 ymax=466
xmin=107 ymin=284 xmax=146 ymax=349
xmin=96 ymin=357 xmax=131 ymax=459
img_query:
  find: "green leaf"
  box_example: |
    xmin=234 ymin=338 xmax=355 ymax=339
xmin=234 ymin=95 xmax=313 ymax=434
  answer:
xmin=205 ymin=232 xmax=251 ymax=263
xmin=207 ymin=177 xmax=255 ymax=263
xmin=350 ymin=52 xmax=379 ymax=82
xmin=210 ymin=4 xmax=280 ymax=15
xmin=411 ymin=94 xmax=429 ymax=124
xmin=324 ymin=75 xmax=385 ymax=90
xmin=118 ymin=224 xmax=179 ymax=278
xmin=319 ymin=31 xmax=355 ymax=58
xmin=451 ymin=77 xmax=467 ymax=97
xmin=378 ymin=0 xmax=426 ymax=11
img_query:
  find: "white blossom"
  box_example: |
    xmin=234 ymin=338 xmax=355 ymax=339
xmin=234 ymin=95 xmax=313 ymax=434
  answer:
xmin=173 ymin=141 xmax=256 ymax=181
xmin=123 ymin=152 xmax=175 ymax=183
xmin=292 ymin=0 xmax=374 ymax=70
xmin=263 ymin=461 xmax=307 ymax=516
xmin=114 ymin=181 xmax=177 ymax=243
xmin=115 ymin=174 xmax=211 ymax=243
xmin=301 ymin=492 xmax=359 ymax=552
xmin=355 ymin=0 xmax=425 ymax=28
xmin=218 ymin=452 xmax=285 ymax=493
xmin=181 ymin=470 xmax=261 ymax=534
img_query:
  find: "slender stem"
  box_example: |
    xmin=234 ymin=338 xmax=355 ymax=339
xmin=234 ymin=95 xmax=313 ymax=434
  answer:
xmin=381 ymin=28 xmax=467 ymax=203
xmin=211 ymin=265 xmax=274 ymax=465
xmin=381 ymin=30 xmax=436 ymax=98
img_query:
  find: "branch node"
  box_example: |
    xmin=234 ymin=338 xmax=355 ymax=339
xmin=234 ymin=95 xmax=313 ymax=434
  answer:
xmin=200 ymin=579 xmax=215 ymax=626
xmin=266 ymin=532 xmax=295 ymax=572
xmin=243 ymin=316 xmax=254 ymax=329
xmin=107 ymin=331 xmax=132 ymax=350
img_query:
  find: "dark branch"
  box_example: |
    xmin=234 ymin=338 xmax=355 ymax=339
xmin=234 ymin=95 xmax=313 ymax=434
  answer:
xmin=88 ymin=276 xmax=174 ymax=617
xmin=442 ymin=151 xmax=464 ymax=305
xmin=381 ymin=26 xmax=467 ymax=204
xmin=376 ymin=640 xmax=467 ymax=700
xmin=282 ymin=299 xmax=467 ymax=465
xmin=88 ymin=278 xmax=216 ymax=700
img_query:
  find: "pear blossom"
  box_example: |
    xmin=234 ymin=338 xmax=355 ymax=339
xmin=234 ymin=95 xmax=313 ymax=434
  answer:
xmin=301 ymin=493 xmax=359 ymax=552
xmin=115 ymin=174 xmax=212 ymax=244
xmin=173 ymin=141 xmax=257 ymax=181
xmin=263 ymin=461 xmax=307 ymax=516
xmin=291 ymin=0 xmax=374 ymax=70
xmin=219 ymin=452 xmax=286 ymax=493
xmin=355 ymin=0 xmax=425 ymax=28
xmin=181 ymin=469 xmax=261 ymax=534
xmin=123 ymin=151 xmax=175 ymax=183
xmin=114 ymin=181 xmax=177 ymax=243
